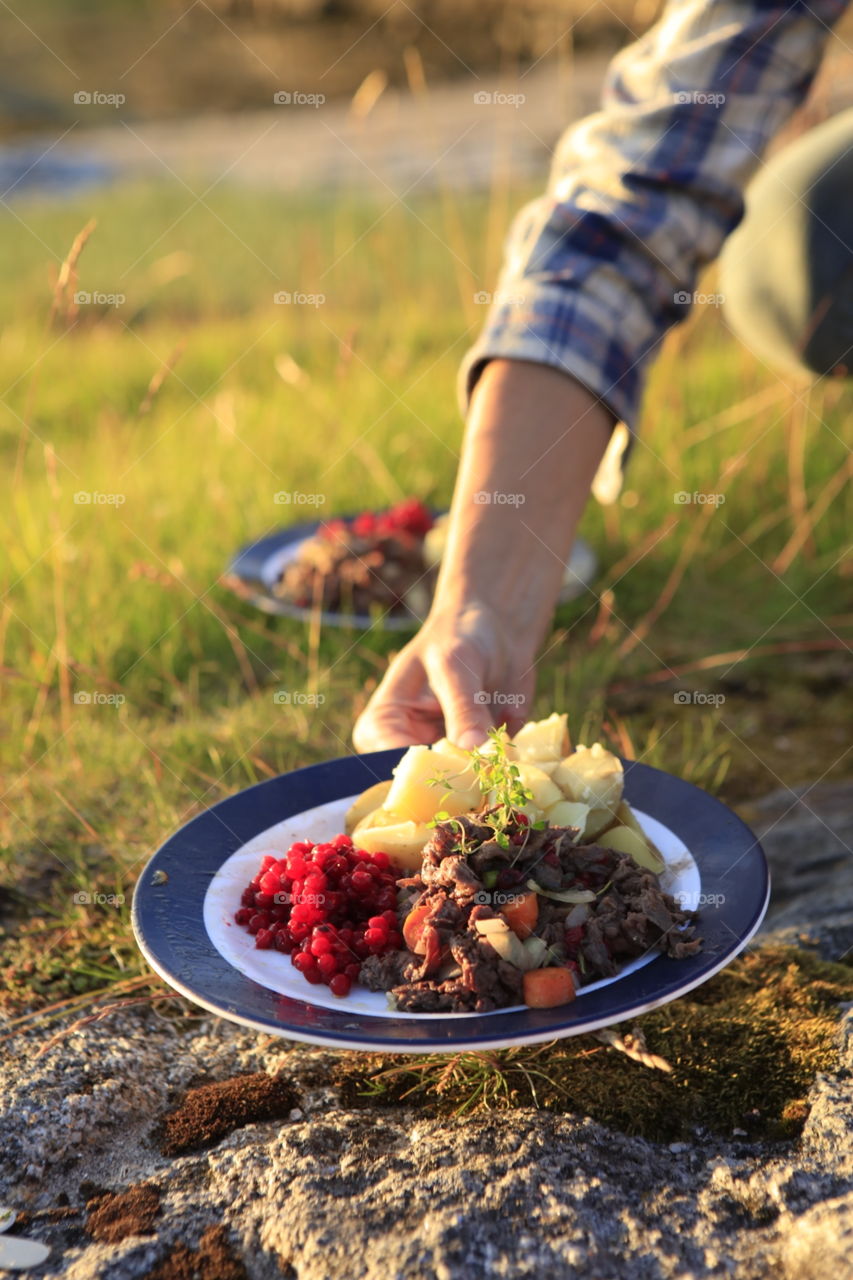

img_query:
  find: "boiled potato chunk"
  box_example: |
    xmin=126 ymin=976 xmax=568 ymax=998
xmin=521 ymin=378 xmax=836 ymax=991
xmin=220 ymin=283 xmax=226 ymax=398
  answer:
xmin=431 ymin=736 xmax=475 ymax=762
xmin=354 ymin=820 xmax=434 ymax=872
xmin=613 ymin=800 xmax=666 ymax=873
xmin=518 ymin=800 xmax=546 ymax=825
xmin=512 ymin=713 xmax=569 ymax=764
xmin=553 ymin=743 xmax=623 ymax=812
xmin=597 ymin=824 xmax=665 ymax=874
xmin=385 ymin=744 xmax=480 ymax=824
xmin=583 ymin=806 xmax=619 ymax=841
xmin=494 ymin=762 xmax=562 ymax=812
xmin=615 ymin=798 xmax=647 ymax=837
xmin=345 ymin=780 xmax=392 ymax=835
xmin=352 ymin=805 xmax=407 ymax=834
xmin=474 ymin=728 xmax=519 ymax=761
xmin=546 ymin=799 xmax=590 ymax=831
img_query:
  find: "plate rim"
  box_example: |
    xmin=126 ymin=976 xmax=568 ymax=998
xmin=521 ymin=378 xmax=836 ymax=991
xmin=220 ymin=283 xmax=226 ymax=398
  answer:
xmin=132 ymin=750 xmax=770 ymax=1053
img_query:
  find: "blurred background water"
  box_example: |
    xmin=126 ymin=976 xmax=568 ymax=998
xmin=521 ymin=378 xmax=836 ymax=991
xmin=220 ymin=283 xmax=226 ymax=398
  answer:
xmin=4 ymin=0 xmax=848 ymax=204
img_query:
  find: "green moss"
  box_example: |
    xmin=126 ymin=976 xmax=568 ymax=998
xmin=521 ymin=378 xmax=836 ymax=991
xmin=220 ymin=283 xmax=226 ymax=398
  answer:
xmin=0 ymin=913 xmax=142 ymax=1014
xmin=336 ymin=945 xmax=853 ymax=1142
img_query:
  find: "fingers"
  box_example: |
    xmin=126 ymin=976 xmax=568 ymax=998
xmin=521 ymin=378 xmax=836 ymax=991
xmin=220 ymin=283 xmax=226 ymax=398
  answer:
xmin=422 ymin=641 xmax=494 ymax=749
xmin=352 ymin=710 xmax=423 ymax=753
xmin=352 ymin=613 xmax=535 ymax=754
xmin=352 ymin=647 xmax=442 ymax=753
xmin=504 ymin=669 xmax=536 ymax=739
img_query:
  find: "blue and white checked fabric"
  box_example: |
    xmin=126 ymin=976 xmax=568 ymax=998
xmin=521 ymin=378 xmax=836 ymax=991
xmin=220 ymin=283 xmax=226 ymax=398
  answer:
xmin=460 ymin=0 xmax=849 ymax=436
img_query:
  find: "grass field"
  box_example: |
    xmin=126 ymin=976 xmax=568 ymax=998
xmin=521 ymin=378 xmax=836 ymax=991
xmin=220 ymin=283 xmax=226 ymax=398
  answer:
xmin=1 ymin=178 xmax=851 ymax=1019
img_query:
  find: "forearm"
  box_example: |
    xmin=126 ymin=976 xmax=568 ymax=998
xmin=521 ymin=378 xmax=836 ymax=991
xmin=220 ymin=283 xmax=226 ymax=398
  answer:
xmin=433 ymin=359 xmax=613 ymax=657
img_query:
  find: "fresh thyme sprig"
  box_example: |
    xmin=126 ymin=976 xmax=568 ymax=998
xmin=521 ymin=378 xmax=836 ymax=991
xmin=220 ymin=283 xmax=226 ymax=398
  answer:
xmin=423 ymin=728 xmax=546 ymax=852
xmin=469 ymin=726 xmax=546 ymax=850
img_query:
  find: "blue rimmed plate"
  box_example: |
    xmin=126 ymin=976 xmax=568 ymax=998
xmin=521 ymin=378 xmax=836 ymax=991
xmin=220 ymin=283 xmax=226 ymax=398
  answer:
xmin=132 ymin=751 xmax=769 ymax=1053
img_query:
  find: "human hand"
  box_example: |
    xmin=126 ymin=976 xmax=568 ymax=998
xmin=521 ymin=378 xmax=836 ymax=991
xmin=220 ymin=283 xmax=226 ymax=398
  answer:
xmin=352 ymin=599 xmax=534 ymax=752
xmin=352 ymin=359 xmax=613 ymax=753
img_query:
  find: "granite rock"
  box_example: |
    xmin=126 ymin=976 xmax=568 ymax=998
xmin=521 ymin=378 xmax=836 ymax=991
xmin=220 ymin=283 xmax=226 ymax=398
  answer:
xmin=1 ymin=784 xmax=852 ymax=1280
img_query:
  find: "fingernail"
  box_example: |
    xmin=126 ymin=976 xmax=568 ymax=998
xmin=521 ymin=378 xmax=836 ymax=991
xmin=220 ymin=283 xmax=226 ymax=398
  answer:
xmin=455 ymin=729 xmax=484 ymax=750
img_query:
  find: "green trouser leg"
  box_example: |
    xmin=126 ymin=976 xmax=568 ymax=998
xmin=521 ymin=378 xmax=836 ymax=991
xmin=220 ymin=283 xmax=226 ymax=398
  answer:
xmin=720 ymin=107 xmax=853 ymax=379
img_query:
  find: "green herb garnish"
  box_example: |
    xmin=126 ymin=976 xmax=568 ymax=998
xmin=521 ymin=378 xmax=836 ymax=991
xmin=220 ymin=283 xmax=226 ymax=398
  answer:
xmin=468 ymin=726 xmax=547 ymax=850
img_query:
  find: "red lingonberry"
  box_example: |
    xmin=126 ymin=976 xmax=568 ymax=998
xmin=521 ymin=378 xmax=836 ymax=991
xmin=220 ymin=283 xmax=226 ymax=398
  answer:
xmin=235 ymin=835 xmax=404 ymax=995
xmin=317 ymin=953 xmax=339 ymax=978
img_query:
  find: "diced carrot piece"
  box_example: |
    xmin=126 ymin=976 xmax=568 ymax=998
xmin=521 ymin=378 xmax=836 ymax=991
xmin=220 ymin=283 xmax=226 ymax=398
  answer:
xmin=402 ymin=897 xmax=433 ymax=954
xmin=501 ymin=891 xmax=539 ymax=939
xmin=523 ymin=966 xmax=576 ymax=1008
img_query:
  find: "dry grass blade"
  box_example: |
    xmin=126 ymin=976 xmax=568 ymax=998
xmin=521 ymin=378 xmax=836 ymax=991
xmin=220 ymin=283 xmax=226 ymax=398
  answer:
xmin=782 ymin=396 xmax=814 ymax=562
xmin=618 ymin=445 xmax=754 ymax=657
xmin=587 ymin=587 xmax=616 ymax=646
xmin=32 ymin=992 xmax=184 ymax=1060
xmin=138 ymin=340 xmax=186 ymax=415
xmin=606 ymin=637 xmax=850 ymax=695
xmin=349 ymin=69 xmax=388 ymax=122
xmin=593 ymin=1025 xmax=673 ymax=1072
xmin=680 ymin=383 xmax=789 ymax=449
xmin=43 ymin=444 xmax=75 ymax=745
xmin=0 ymin=974 xmax=170 ymax=1040
xmin=49 ymin=217 xmax=97 ymax=329
xmin=604 ymin=516 xmax=677 ymax=584
xmin=773 ymin=450 xmax=853 ymax=574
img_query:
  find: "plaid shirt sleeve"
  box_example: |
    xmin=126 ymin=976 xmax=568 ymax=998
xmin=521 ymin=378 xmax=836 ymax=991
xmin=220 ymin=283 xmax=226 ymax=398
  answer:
xmin=459 ymin=0 xmax=848 ymax=437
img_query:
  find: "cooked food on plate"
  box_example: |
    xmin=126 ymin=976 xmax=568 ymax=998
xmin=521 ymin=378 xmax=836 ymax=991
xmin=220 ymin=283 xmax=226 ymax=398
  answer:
xmin=234 ymin=714 xmax=702 ymax=1012
xmin=272 ymin=498 xmax=435 ymax=617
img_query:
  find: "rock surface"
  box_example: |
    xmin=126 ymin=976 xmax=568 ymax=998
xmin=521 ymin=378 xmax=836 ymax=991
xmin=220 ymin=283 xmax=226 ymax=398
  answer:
xmin=1 ymin=783 xmax=852 ymax=1280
